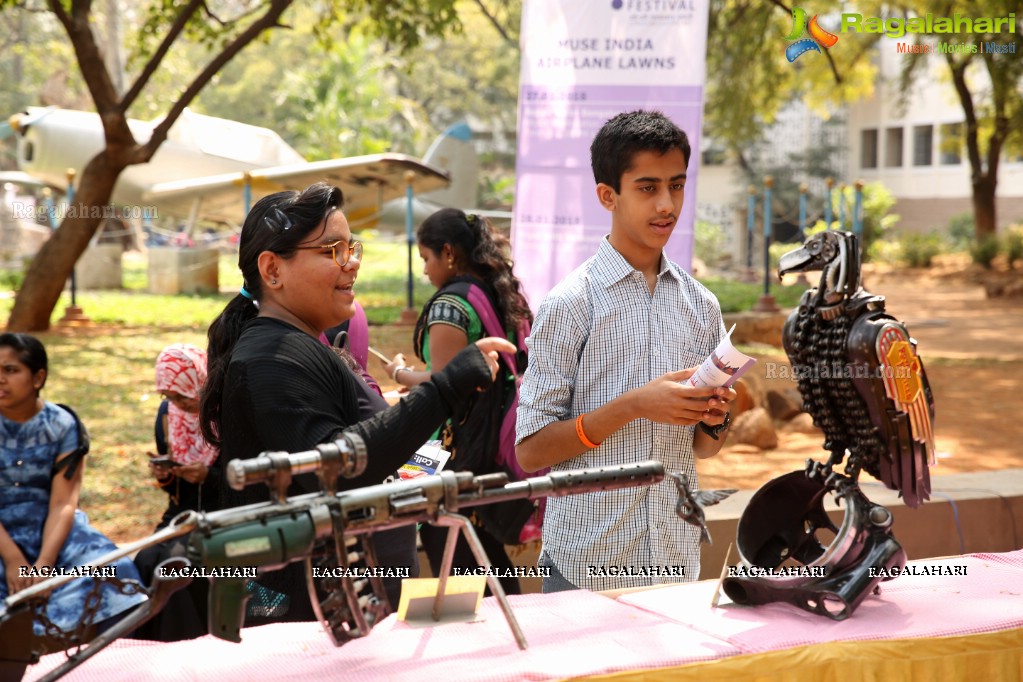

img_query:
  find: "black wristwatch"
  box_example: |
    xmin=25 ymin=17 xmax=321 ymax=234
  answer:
xmin=698 ymin=412 xmax=731 ymax=440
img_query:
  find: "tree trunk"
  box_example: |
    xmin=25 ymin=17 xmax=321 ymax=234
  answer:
xmin=972 ymin=174 xmax=997 ymax=242
xmin=6 ymin=153 xmax=125 ymax=331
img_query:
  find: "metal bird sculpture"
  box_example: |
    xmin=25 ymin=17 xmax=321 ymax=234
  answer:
xmin=719 ymin=231 xmax=934 ymax=621
xmin=778 ymin=231 xmax=936 ymax=508
xmin=670 ymin=472 xmax=737 ymax=544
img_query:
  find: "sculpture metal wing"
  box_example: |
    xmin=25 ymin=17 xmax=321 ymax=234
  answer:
xmin=670 ymin=472 xmax=737 ymax=545
xmin=778 ymin=231 xmax=935 ymax=508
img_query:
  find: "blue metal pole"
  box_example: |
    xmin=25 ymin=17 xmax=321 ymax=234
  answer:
xmin=824 ymin=177 xmax=834 ymax=228
xmin=405 ymin=173 xmax=415 ymax=311
xmin=66 ymin=169 xmax=77 ymax=307
xmin=243 ymin=172 xmax=252 ymax=216
xmin=853 ymin=180 xmax=864 ymax=240
xmin=798 ymin=182 xmax=808 ymax=240
xmin=838 ymin=183 xmax=846 ymax=231
xmin=746 ymin=185 xmax=755 ymax=269
xmin=763 ymin=176 xmax=773 ymax=295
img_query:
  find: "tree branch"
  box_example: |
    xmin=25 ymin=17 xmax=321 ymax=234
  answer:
xmin=946 ymin=52 xmax=983 ymax=182
xmin=980 ymin=49 xmax=1010 ymax=184
xmin=53 ymin=0 xmax=132 ymax=145
xmin=119 ymin=0 xmax=205 ymax=113
xmin=472 ymin=0 xmax=514 ymax=46
xmin=71 ymin=0 xmax=93 ymax=21
xmin=137 ymin=0 xmax=294 ymax=163
xmin=45 ymin=0 xmax=71 ymax=31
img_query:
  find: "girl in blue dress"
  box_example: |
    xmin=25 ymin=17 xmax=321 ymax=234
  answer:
xmin=0 ymin=333 xmax=146 ymax=638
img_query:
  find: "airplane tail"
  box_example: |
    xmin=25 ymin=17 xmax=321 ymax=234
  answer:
xmin=341 ymin=121 xmax=498 ymax=234
xmin=420 ymin=122 xmax=479 ymax=210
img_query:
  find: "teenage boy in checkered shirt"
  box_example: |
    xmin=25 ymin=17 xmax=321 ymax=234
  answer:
xmin=516 ymin=110 xmax=736 ymax=593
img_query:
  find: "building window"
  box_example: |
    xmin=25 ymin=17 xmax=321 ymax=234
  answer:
xmin=885 ymin=127 xmax=903 ymax=167
xmin=940 ymin=123 xmax=963 ymax=165
xmin=913 ymin=125 xmax=934 ymax=166
xmin=861 ymin=129 xmax=878 ymax=169
xmin=701 ymin=147 xmax=726 ymax=166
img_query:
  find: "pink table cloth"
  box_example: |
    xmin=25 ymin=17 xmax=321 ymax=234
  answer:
xmin=617 ymin=551 xmax=1023 ymax=653
xmin=23 ymin=550 xmax=1023 ymax=681
xmin=24 ymin=589 xmax=736 ymax=682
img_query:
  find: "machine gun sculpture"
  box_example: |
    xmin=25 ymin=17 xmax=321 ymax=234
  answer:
xmin=720 ymin=230 xmax=936 ymax=620
xmin=0 ymin=433 xmax=665 ymax=681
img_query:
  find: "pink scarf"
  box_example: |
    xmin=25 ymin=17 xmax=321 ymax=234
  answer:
xmin=155 ymin=344 xmax=219 ymax=467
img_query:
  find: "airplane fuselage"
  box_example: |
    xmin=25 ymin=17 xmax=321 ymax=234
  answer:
xmin=14 ymin=107 xmax=304 ymax=211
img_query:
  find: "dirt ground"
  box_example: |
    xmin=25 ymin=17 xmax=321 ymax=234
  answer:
xmin=702 ymin=260 xmax=1023 ymax=489
xmin=370 ymin=257 xmax=1023 ymax=491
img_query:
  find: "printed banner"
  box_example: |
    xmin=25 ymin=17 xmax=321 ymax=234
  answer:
xmin=512 ymin=0 xmax=710 ymax=307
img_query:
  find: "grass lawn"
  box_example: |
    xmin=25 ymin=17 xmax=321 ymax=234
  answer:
xmin=0 ymin=241 xmax=804 ymax=543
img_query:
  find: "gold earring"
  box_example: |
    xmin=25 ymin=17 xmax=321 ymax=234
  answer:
xmin=447 ymin=260 xmax=454 ymax=270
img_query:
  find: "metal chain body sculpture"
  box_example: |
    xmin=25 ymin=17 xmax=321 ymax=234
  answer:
xmin=722 ymin=231 xmax=936 ymax=620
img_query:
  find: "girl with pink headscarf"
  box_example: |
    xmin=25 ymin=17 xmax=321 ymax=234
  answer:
xmin=148 ymin=343 xmax=220 ymax=528
xmin=133 ymin=344 xmax=222 ymax=642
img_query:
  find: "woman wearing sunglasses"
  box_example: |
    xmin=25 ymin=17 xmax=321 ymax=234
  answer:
xmin=199 ymin=182 xmax=513 ymax=625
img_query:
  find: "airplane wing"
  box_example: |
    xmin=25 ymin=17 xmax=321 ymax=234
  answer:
xmin=0 ymin=171 xmax=64 ymax=193
xmin=141 ymin=154 xmax=450 ymax=227
xmin=366 ymin=195 xmax=511 ymax=233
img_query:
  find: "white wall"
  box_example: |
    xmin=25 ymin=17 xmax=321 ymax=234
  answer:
xmin=846 ymin=36 xmax=1023 ymax=231
xmin=698 ymin=36 xmax=1023 ymax=238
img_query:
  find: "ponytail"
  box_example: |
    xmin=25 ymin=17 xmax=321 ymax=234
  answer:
xmin=200 ymin=294 xmax=258 ymax=446
xmin=467 ymin=214 xmax=532 ymax=333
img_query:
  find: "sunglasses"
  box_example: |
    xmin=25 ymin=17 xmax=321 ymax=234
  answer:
xmin=293 ymin=239 xmax=363 ymax=268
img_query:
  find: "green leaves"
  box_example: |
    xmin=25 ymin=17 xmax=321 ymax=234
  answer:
xmin=343 ymin=0 xmax=461 ymax=53
xmin=706 ymin=0 xmax=881 ymax=153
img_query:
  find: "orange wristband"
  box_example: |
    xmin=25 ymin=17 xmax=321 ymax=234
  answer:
xmin=575 ymin=414 xmax=601 ymax=449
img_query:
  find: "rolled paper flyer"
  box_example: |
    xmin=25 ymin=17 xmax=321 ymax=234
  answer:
xmin=687 ymin=324 xmax=757 ymax=389
xmin=368 ymin=345 xmax=393 ymax=364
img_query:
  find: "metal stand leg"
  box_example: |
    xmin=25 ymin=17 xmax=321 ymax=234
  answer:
xmin=37 ymin=561 xmax=193 ymax=682
xmin=429 ymin=512 xmax=527 ymax=650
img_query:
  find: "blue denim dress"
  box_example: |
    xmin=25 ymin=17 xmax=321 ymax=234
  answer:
xmin=0 ymin=402 xmax=146 ymax=633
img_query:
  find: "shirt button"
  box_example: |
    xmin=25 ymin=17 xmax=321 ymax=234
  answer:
xmin=13 ymin=481 xmax=19 ymax=487
xmin=16 ymin=460 xmax=23 ymax=466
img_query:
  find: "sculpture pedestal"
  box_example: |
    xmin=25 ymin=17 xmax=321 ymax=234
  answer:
xmin=397 ymin=308 xmax=419 ymax=326
xmin=752 ymin=294 xmax=780 ymax=313
xmin=76 ymin=244 xmax=123 ymax=290
xmin=58 ymin=305 xmax=90 ymax=326
xmin=148 ymin=247 xmax=219 ymax=295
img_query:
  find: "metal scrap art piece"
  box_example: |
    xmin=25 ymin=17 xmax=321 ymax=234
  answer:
xmin=0 ymin=433 xmax=667 ymax=681
xmin=670 ymin=473 xmax=736 ymax=546
xmin=720 ymin=230 xmax=936 ymax=620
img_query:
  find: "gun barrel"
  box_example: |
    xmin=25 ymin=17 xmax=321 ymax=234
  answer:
xmin=227 ymin=433 xmax=367 ymax=491
xmin=460 ymin=461 xmax=665 ymax=508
